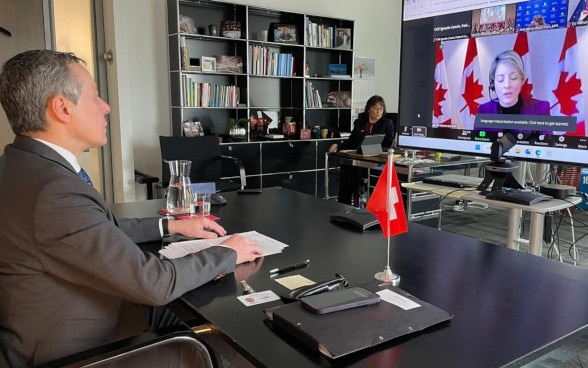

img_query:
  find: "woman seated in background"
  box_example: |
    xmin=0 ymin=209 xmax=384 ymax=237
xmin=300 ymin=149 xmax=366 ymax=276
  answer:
xmin=328 ymin=95 xmax=396 ymax=206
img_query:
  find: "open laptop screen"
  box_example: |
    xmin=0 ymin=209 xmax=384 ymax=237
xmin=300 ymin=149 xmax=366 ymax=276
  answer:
xmin=357 ymin=134 xmax=385 ymax=155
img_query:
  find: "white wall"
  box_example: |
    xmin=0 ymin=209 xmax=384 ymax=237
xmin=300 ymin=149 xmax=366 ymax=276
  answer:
xmin=106 ymin=0 xmax=402 ymax=202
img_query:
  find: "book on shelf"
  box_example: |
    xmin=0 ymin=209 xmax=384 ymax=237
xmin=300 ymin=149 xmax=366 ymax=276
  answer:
xmin=180 ymin=37 xmax=189 ymax=71
xmin=248 ymin=45 xmax=294 ymax=77
xmin=180 ymin=76 xmax=239 ymax=108
xmin=305 ymin=18 xmax=335 ymax=48
xmin=305 ymin=82 xmax=323 ymax=108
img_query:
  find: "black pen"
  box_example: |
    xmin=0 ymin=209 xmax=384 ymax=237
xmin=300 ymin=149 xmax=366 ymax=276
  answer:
xmin=269 ymin=259 xmax=310 ymax=275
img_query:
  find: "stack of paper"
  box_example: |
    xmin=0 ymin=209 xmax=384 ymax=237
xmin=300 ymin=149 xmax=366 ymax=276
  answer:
xmin=159 ymin=231 xmax=288 ymax=259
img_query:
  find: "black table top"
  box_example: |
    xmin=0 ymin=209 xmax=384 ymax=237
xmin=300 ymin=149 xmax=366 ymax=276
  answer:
xmin=111 ymin=188 xmax=588 ymax=368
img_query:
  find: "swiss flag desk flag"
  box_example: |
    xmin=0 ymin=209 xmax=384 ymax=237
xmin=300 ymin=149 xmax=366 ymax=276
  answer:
xmin=366 ymin=160 xmax=408 ymax=238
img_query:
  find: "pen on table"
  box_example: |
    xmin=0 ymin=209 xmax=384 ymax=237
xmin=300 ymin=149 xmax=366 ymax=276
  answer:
xmin=241 ymin=280 xmax=255 ymax=295
xmin=269 ymin=259 xmax=310 ymax=275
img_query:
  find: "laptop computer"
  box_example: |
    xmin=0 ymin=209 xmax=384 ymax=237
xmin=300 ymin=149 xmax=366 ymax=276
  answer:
xmin=423 ymin=174 xmax=483 ymax=188
xmin=357 ymin=134 xmax=385 ymax=155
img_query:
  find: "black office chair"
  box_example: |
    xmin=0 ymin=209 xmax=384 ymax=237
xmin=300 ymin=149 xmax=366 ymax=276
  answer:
xmin=159 ymin=135 xmax=246 ymax=193
xmin=36 ymin=325 xmax=215 ymax=368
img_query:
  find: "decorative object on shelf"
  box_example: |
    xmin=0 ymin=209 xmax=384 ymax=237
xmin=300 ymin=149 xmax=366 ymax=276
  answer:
xmin=208 ymin=24 xmax=218 ymax=36
xmin=327 ymin=64 xmax=349 ymax=78
xmin=312 ymin=126 xmax=321 ymax=139
xmin=189 ymin=58 xmax=201 ymax=71
xmin=179 ymin=15 xmax=197 ymax=34
xmin=182 ymin=121 xmax=204 ymax=137
xmin=300 ymin=121 xmax=311 ymax=140
xmin=226 ymin=118 xmax=250 ymax=142
xmin=270 ymin=23 xmax=298 ymax=44
xmin=200 ymin=56 xmax=216 ymax=72
xmin=325 ymin=91 xmax=351 ymax=108
xmin=220 ymin=20 xmax=241 ymax=39
xmin=356 ymin=62 xmax=368 ymax=78
xmin=213 ymin=55 xmax=243 ymax=74
xmin=284 ymin=116 xmax=297 ymax=138
xmin=335 ymin=27 xmax=352 ymax=50
xmin=250 ymin=110 xmax=278 ymax=137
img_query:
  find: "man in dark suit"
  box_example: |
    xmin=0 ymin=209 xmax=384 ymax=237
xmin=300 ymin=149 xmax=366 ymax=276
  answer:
xmin=0 ymin=50 xmax=262 ymax=367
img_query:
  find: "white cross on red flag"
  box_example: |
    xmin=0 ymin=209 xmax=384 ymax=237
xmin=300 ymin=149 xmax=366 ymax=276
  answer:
xmin=366 ymin=160 xmax=408 ymax=238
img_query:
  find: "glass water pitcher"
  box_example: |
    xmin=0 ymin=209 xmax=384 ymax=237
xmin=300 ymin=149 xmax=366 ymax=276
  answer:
xmin=166 ymin=160 xmax=193 ymax=215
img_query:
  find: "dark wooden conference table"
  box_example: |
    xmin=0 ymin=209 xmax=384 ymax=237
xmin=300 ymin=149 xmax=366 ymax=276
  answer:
xmin=111 ymin=188 xmax=588 ymax=368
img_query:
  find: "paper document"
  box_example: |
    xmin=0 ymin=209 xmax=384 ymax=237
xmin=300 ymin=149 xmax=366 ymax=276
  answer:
xmin=159 ymin=231 xmax=288 ymax=259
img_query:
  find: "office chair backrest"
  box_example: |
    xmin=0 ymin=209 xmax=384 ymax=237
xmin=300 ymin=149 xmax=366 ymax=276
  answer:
xmin=159 ymin=136 xmax=223 ymax=186
xmin=0 ymin=349 xmax=9 ymax=368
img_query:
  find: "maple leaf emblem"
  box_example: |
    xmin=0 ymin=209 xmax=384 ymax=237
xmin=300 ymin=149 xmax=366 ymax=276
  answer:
xmin=433 ymin=80 xmax=447 ymax=118
xmin=552 ymin=71 xmax=582 ymax=116
xmin=520 ymin=81 xmax=533 ymax=98
xmin=461 ymin=72 xmax=484 ymax=114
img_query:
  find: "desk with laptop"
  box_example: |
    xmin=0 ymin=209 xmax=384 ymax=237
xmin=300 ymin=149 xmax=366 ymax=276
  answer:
xmin=111 ymin=189 xmax=588 ymax=367
xmin=404 ymin=175 xmax=581 ymax=256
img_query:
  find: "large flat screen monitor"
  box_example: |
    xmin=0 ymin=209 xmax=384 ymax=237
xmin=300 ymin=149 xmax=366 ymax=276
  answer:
xmin=398 ymin=0 xmax=588 ymax=166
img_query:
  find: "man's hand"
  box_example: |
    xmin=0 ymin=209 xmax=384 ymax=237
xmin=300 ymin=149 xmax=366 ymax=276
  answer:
xmin=221 ymin=233 xmax=262 ymax=264
xmin=167 ymin=217 xmax=227 ymax=239
xmin=234 ymin=256 xmax=264 ymax=281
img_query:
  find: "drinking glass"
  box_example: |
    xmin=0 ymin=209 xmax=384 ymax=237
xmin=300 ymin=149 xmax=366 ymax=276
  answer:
xmin=190 ymin=193 xmax=211 ymax=217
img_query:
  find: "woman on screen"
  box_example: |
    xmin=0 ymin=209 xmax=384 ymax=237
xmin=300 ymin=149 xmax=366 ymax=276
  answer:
xmin=478 ymin=50 xmax=550 ymax=116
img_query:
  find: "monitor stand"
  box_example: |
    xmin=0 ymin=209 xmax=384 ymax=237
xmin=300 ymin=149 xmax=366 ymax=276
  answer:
xmin=477 ymin=161 xmax=524 ymax=194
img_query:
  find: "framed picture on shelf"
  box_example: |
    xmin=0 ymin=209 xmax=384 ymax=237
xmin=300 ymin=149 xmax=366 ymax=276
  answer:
xmin=179 ymin=15 xmax=197 ymax=34
xmin=213 ymin=55 xmax=243 ymax=73
xmin=182 ymin=121 xmax=204 ymax=137
xmin=335 ymin=28 xmax=352 ymax=49
xmin=201 ymin=56 xmax=216 ymax=72
xmin=271 ymin=24 xmax=297 ymax=44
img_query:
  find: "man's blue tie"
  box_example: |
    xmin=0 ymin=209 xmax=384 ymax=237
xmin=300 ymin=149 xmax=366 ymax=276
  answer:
xmin=78 ymin=167 xmax=93 ymax=187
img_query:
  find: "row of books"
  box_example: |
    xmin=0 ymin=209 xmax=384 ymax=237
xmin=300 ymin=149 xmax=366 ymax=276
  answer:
xmin=181 ymin=76 xmax=240 ymax=107
xmin=305 ymin=82 xmax=323 ymax=108
xmin=305 ymin=20 xmax=334 ymax=48
xmin=248 ymin=45 xmax=294 ymax=76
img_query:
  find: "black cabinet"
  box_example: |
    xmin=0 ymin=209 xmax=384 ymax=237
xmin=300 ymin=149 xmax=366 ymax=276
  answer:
xmin=220 ymin=138 xmax=344 ymax=195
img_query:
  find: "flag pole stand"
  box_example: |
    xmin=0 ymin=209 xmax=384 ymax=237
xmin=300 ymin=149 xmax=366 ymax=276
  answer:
xmin=374 ymin=149 xmax=400 ymax=286
xmin=374 ymin=234 xmax=400 ymax=285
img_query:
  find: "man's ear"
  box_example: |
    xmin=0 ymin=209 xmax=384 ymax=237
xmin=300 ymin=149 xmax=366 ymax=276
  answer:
xmin=47 ymin=94 xmax=73 ymax=123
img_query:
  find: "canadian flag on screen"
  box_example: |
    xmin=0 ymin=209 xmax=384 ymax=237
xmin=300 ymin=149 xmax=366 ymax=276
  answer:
xmin=457 ymin=37 xmax=484 ymax=129
xmin=513 ymin=32 xmax=534 ymax=98
xmin=432 ymin=42 xmax=452 ymax=127
xmin=366 ymin=161 xmax=408 ymax=238
xmin=549 ymin=27 xmax=585 ymax=136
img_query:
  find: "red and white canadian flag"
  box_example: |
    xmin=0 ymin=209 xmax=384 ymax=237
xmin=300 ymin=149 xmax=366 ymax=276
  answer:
xmin=366 ymin=159 xmax=408 ymax=238
xmin=513 ymin=31 xmax=534 ymax=98
xmin=457 ymin=37 xmax=484 ymax=129
xmin=432 ymin=42 xmax=453 ymax=127
xmin=550 ymin=27 xmax=585 ymax=136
